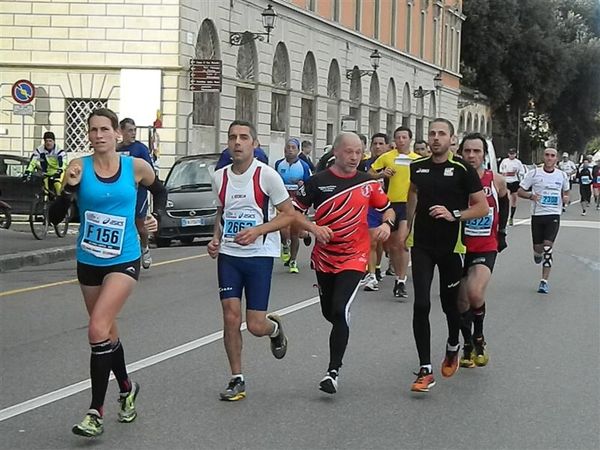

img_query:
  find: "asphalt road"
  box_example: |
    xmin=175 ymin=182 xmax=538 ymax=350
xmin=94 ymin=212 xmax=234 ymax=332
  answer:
xmin=0 ymin=201 xmax=598 ymax=450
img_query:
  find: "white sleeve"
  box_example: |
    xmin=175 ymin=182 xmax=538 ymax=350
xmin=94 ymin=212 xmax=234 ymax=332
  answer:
xmin=520 ymin=169 xmax=534 ymax=190
xmin=562 ymin=172 xmax=570 ymax=191
xmin=261 ymin=166 xmax=290 ymax=206
xmin=212 ymin=170 xmax=224 ymax=206
xmin=499 ymin=160 xmax=506 ymax=173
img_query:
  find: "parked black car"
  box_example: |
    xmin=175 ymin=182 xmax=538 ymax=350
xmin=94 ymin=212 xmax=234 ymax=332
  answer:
xmin=156 ymin=153 xmax=220 ymax=247
xmin=0 ymin=153 xmax=42 ymax=215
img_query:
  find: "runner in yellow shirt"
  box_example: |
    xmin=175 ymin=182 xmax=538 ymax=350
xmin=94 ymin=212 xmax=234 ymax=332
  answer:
xmin=369 ymin=126 xmax=420 ymax=298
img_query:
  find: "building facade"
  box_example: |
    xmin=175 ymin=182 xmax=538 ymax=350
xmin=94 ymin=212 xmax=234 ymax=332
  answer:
xmin=0 ymin=0 xmax=466 ymax=171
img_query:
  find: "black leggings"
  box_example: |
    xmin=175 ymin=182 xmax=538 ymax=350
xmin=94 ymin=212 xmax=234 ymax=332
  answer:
xmin=411 ymin=247 xmax=464 ymax=366
xmin=316 ymin=270 xmax=364 ymax=371
xmin=580 ymin=184 xmax=592 ymax=203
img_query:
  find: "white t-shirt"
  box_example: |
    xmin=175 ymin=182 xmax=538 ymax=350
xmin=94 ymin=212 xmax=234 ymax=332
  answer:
xmin=520 ymin=167 xmax=569 ymax=216
xmin=558 ymin=160 xmax=576 ymax=176
xmin=212 ymin=159 xmax=289 ymax=258
xmin=499 ymin=158 xmax=525 ymax=183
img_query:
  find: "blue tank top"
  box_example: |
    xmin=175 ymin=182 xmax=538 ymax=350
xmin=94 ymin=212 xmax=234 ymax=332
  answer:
xmin=77 ymin=155 xmax=141 ymax=266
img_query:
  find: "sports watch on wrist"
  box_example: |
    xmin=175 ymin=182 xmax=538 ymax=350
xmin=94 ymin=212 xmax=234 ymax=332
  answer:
xmin=384 ymin=219 xmax=395 ymax=228
xmin=452 ymin=209 xmax=462 ymax=221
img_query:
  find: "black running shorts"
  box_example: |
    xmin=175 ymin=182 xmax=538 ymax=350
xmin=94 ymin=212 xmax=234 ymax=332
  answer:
xmin=531 ymin=215 xmax=560 ymax=245
xmin=463 ymin=251 xmax=497 ymax=277
xmin=77 ymin=259 xmax=141 ymax=286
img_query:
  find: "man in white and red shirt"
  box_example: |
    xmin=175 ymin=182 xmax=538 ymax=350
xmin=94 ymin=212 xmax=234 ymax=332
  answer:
xmin=456 ymin=133 xmax=509 ymax=369
xmin=294 ymin=132 xmax=395 ymax=395
xmin=499 ymin=148 xmax=526 ymax=225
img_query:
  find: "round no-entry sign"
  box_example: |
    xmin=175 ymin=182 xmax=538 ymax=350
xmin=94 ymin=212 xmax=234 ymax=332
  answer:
xmin=12 ymin=79 xmax=35 ymax=104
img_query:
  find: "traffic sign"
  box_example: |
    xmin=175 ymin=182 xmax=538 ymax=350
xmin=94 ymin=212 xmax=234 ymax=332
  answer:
xmin=189 ymin=59 xmax=222 ymax=92
xmin=12 ymin=79 xmax=35 ymax=104
xmin=13 ymin=104 xmax=33 ymax=116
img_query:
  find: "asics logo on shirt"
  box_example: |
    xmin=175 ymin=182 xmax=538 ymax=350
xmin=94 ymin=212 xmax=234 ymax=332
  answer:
xmin=318 ymin=185 xmax=336 ymax=192
xmin=125 ymin=266 xmax=136 ymax=275
xmin=416 ymin=168 xmax=430 ymax=173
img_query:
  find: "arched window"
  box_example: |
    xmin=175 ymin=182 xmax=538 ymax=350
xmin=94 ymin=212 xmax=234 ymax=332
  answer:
xmin=301 ymin=52 xmax=317 ymax=135
xmin=349 ymin=66 xmax=362 ymax=130
xmin=467 ymin=112 xmax=472 ymax=132
xmin=368 ymin=72 xmax=380 ymax=138
xmin=479 ymin=115 xmax=485 ymax=134
xmin=386 ymin=78 xmax=397 ymax=139
xmin=402 ymin=82 xmax=411 ymax=128
xmin=458 ymin=113 xmax=465 ymax=134
xmin=326 ymin=59 xmax=341 ymax=144
xmin=486 ymin=118 xmax=492 ymax=137
xmin=270 ymin=42 xmax=290 ymax=132
xmin=193 ymin=19 xmax=220 ymax=127
xmin=235 ymin=39 xmax=258 ymax=125
xmin=474 ymin=113 xmax=480 ymax=133
xmin=415 ymin=88 xmax=425 ymax=141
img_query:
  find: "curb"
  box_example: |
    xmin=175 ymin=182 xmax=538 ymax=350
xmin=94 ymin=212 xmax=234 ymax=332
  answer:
xmin=0 ymin=246 xmax=76 ymax=273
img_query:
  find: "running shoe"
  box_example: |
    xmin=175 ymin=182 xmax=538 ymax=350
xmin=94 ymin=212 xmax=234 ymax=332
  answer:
xmin=359 ymin=273 xmax=369 ymax=286
xmin=319 ymin=369 xmax=338 ymax=394
xmin=460 ymin=343 xmax=476 ymax=368
xmin=266 ymin=313 xmax=288 ymax=359
xmin=581 ymin=211 xmax=586 ymax=216
xmin=141 ymin=249 xmax=152 ymax=269
xmin=537 ymin=280 xmax=549 ymax=294
xmin=411 ymin=367 xmax=436 ymax=392
xmin=393 ymin=280 xmax=408 ymax=298
xmin=117 ymin=381 xmax=140 ymax=423
xmin=303 ymin=234 xmax=312 ymax=246
xmin=375 ymin=267 xmax=383 ymax=281
xmin=473 ymin=336 xmax=489 ymax=367
xmin=364 ymin=274 xmax=379 ymax=292
xmin=72 ymin=409 xmax=104 ymax=437
xmin=534 ymin=253 xmax=543 ymax=264
xmin=280 ymin=245 xmax=291 ymax=264
xmin=385 ymin=265 xmax=395 ymax=276
xmin=289 ymin=260 xmax=299 ymax=274
xmin=441 ymin=348 xmax=460 ymax=378
xmin=219 ymin=377 xmax=246 ymax=401
xmin=508 ymin=218 xmax=514 ymax=226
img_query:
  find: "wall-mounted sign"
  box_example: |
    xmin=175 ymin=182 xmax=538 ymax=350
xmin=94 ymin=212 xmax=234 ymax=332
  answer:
xmin=189 ymin=59 xmax=222 ymax=93
xmin=13 ymin=104 xmax=34 ymax=116
xmin=12 ymin=79 xmax=35 ymax=104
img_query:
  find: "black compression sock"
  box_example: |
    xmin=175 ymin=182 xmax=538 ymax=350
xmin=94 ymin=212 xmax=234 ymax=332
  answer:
xmin=473 ymin=303 xmax=486 ymax=337
xmin=510 ymin=207 xmax=516 ymax=219
xmin=90 ymin=340 xmax=113 ymax=413
xmin=460 ymin=310 xmax=473 ymax=344
xmin=111 ymin=339 xmax=131 ymax=394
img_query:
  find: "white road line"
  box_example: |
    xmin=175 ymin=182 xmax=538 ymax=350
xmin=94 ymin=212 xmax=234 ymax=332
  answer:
xmin=0 ymin=296 xmax=320 ymax=423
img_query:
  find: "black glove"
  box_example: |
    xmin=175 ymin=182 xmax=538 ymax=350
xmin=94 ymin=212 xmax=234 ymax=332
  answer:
xmin=497 ymin=231 xmax=507 ymax=253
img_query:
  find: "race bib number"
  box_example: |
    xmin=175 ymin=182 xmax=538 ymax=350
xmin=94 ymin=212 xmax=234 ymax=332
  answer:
xmin=540 ymin=191 xmax=559 ymax=206
xmin=81 ymin=211 xmax=126 ymax=259
xmin=284 ymin=184 xmax=299 ymax=191
xmin=596 ymin=176 xmax=600 ymax=183
xmin=222 ymin=210 xmax=257 ymax=242
xmin=580 ymin=175 xmax=591 ymax=185
xmin=465 ymin=207 xmax=494 ymax=237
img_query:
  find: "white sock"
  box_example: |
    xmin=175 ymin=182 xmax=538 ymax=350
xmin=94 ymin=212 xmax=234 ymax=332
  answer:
xmin=396 ymin=276 xmax=407 ymax=283
xmin=232 ymin=373 xmax=244 ymax=382
xmin=269 ymin=320 xmax=279 ymax=338
xmin=447 ymin=343 xmax=460 ymax=352
xmin=420 ymin=364 xmax=433 ymax=373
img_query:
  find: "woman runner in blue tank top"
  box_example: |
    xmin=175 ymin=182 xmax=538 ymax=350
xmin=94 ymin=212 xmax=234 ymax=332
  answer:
xmin=51 ymin=108 xmax=166 ymax=438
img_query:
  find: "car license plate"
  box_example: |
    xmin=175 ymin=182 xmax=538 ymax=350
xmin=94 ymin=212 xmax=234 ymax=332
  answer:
xmin=181 ymin=217 xmax=205 ymax=227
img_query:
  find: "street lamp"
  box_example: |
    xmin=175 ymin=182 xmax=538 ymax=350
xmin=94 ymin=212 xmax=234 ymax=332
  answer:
xmin=229 ymin=4 xmax=277 ymax=46
xmin=345 ymin=49 xmax=382 ymax=79
xmin=413 ymin=71 xmax=443 ymax=98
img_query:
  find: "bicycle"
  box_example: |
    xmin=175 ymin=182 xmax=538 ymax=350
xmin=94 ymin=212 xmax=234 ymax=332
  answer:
xmin=28 ymin=175 xmax=70 ymax=240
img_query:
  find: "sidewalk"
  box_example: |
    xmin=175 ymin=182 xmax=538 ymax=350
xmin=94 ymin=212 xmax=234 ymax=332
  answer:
xmin=0 ymin=227 xmax=77 ymax=272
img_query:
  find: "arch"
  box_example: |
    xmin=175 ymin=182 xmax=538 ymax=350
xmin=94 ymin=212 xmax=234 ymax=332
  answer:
xmin=415 ymin=90 xmax=425 ymax=140
xmin=300 ymin=51 xmax=318 ymax=135
xmin=428 ymin=93 xmax=436 ymax=118
xmin=369 ymin=72 xmax=380 ymax=107
xmin=486 ymin=118 xmax=492 ymax=137
xmin=272 ymin=42 xmax=290 ymax=87
xmin=474 ymin=113 xmax=479 ymax=132
xmin=192 ymin=18 xmax=221 ymax=152
xmin=235 ymin=39 xmax=258 ymax=124
xmin=327 ymin=59 xmax=341 ymax=99
xmin=350 ymin=66 xmax=362 ymax=104
xmin=479 ymin=115 xmax=485 ymax=134
xmin=270 ymin=42 xmax=290 ymax=133
xmin=301 ymin=51 xmax=318 ymax=93
xmin=401 ymin=82 xmax=411 ymax=128
xmin=467 ymin=112 xmax=472 ymax=132
xmin=458 ymin=113 xmax=465 ymax=134
xmin=387 ymin=78 xmax=397 ymax=110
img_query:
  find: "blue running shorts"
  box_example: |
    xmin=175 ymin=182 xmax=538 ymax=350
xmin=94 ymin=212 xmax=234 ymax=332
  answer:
xmin=217 ymin=253 xmax=274 ymax=311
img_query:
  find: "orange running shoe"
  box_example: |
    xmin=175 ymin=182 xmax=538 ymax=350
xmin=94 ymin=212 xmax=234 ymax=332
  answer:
xmin=441 ymin=348 xmax=460 ymax=378
xmin=411 ymin=367 xmax=436 ymax=392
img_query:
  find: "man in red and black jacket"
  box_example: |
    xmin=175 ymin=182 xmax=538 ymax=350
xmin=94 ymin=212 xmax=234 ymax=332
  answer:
xmin=293 ymin=132 xmax=395 ymax=395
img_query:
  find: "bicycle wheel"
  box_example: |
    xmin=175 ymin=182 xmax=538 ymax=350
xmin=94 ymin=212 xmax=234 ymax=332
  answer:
xmin=0 ymin=206 xmax=11 ymax=229
xmin=54 ymin=205 xmax=70 ymax=237
xmin=30 ymin=197 xmax=49 ymax=240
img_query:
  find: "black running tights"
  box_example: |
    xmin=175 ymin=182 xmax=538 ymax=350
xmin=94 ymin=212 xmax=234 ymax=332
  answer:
xmin=316 ymin=270 xmax=364 ymax=372
xmin=411 ymin=247 xmax=463 ymax=366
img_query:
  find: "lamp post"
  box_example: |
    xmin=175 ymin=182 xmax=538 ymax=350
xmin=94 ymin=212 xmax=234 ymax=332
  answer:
xmin=229 ymin=4 xmax=277 ymax=46
xmin=345 ymin=49 xmax=382 ymax=79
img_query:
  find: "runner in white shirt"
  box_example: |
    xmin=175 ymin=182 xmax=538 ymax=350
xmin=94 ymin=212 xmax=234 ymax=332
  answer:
xmin=558 ymin=153 xmax=577 ymax=209
xmin=499 ymin=148 xmax=526 ymax=226
xmin=208 ymin=120 xmax=295 ymax=402
xmin=518 ymin=148 xmax=569 ymax=294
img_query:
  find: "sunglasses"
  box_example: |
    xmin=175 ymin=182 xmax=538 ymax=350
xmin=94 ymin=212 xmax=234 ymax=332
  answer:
xmin=544 ymin=153 xmax=557 ymax=157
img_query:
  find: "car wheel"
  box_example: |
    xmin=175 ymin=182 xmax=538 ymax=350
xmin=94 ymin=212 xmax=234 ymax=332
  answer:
xmin=156 ymin=237 xmax=171 ymax=248
xmin=180 ymin=236 xmax=195 ymax=245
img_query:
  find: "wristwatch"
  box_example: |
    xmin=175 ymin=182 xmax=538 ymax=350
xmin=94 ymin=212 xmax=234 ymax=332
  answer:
xmin=452 ymin=210 xmax=462 ymax=221
xmin=384 ymin=219 xmax=395 ymax=228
